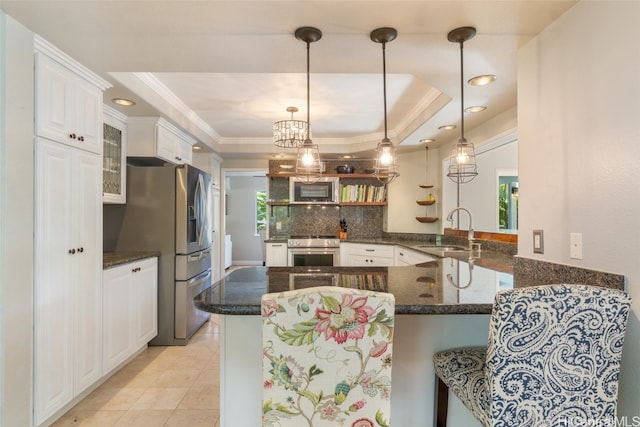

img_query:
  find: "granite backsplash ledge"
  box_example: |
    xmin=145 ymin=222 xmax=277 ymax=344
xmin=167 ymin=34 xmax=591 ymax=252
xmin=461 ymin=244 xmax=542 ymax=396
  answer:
xmin=513 ymin=256 xmax=625 ymax=291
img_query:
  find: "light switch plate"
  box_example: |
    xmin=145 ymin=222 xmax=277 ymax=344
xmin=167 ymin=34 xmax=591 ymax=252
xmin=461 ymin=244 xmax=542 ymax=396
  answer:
xmin=570 ymin=232 xmax=583 ymax=259
xmin=533 ymin=229 xmax=544 ymax=254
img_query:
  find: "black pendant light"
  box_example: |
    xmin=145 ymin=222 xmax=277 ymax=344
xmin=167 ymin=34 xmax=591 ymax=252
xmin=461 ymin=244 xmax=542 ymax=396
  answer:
xmin=294 ymin=26 xmax=323 ymax=183
xmin=447 ymin=26 xmax=478 ymax=184
xmin=371 ymin=27 xmax=400 ymax=185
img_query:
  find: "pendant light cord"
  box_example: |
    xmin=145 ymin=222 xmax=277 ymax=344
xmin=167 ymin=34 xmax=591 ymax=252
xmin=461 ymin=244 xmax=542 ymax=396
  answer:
xmin=383 ymin=41 xmax=388 ymax=140
xmin=459 ymin=40 xmax=465 ymax=140
xmin=306 ymin=41 xmax=311 ymax=132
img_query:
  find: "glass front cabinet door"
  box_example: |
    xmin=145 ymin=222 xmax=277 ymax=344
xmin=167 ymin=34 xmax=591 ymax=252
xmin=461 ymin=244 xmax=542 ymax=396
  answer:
xmin=103 ymin=105 xmax=127 ymax=203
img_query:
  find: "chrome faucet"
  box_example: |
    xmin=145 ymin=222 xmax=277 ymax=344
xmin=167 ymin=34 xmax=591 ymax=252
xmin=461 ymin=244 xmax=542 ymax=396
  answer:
xmin=446 ymin=207 xmax=474 ymax=247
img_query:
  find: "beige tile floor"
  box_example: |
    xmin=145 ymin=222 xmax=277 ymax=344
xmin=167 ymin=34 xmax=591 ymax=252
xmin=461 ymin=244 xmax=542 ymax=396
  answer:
xmin=52 ymin=314 xmax=221 ymax=427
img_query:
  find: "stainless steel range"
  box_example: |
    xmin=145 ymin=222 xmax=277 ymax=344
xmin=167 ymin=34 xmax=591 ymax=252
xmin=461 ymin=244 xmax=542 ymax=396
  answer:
xmin=287 ymin=235 xmax=341 ymax=266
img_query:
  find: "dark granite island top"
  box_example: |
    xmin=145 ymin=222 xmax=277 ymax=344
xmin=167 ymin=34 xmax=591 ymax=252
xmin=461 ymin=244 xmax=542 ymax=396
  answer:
xmin=195 ymin=258 xmax=514 ymax=315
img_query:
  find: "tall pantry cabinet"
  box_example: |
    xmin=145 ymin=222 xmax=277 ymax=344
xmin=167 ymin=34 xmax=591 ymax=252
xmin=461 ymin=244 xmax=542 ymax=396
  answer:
xmin=33 ymin=35 xmax=111 ymax=425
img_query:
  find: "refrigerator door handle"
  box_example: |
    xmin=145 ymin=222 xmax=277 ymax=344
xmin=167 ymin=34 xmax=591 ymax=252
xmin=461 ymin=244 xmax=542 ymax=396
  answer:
xmin=195 ymin=174 xmax=206 ymax=246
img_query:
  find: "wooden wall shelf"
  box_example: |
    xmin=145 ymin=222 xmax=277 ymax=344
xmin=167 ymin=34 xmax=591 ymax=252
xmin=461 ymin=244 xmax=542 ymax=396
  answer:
xmin=416 ymin=216 xmax=439 ymax=223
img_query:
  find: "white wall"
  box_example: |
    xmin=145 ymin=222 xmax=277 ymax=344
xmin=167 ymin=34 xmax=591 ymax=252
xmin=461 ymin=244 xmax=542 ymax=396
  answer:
xmin=0 ymin=12 xmax=35 ymax=426
xmin=518 ymin=1 xmax=640 ymax=417
xmin=385 ymin=147 xmax=441 ymax=234
xmin=442 ymin=137 xmax=518 ymax=232
xmin=226 ymin=175 xmax=267 ymax=265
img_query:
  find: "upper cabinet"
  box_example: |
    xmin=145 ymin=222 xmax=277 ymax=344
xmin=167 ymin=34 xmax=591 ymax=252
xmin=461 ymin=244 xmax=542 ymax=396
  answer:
xmin=127 ymin=117 xmax=195 ymax=165
xmin=35 ymin=36 xmax=110 ymax=154
xmin=103 ymin=105 xmax=127 ymax=204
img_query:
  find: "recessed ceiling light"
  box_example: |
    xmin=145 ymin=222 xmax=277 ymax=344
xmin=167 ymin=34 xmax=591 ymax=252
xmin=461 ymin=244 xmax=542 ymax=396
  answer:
xmin=420 ymin=138 xmax=435 ymax=144
xmin=468 ymin=74 xmax=497 ymax=86
xmin=111 ymin=97 xmax=136 ymax=106
xmin=341 ymin=155 xmax=356 ymax=159
xmin=193 ymin=145 xmax=202 ymax=150
xmin=465 ymin=106 xmax=487 ymax=113
xmin=439 ymin=125 xmax=456 ymax=131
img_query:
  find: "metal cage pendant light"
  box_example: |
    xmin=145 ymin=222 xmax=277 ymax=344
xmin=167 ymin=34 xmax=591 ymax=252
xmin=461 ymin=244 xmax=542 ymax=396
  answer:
xmin=447 ymin=26 xmax=478 ymax=184
xmin=371 ymin=27 xmax=400 ymax=185
xmin=294 ymin=26 xmax=323 ymax=183
xmin=273 ymin=106 xmax=308 ymax=148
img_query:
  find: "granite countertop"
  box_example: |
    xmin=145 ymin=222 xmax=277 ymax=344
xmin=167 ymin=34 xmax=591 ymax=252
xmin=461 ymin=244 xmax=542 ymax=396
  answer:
xmin=103 ymin=251 xmax=161 ymax=268
xmin=195 ymin=255 xmax=513 ymax=315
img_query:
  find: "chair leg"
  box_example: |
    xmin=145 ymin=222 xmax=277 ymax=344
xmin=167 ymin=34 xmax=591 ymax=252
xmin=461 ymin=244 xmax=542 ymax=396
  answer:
xmin=434 ymin=375 xmax=449 ymax=427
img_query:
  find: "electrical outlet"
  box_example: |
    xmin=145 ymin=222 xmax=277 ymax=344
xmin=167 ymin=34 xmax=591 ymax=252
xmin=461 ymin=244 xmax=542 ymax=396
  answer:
xmin=276 ymin=221 xmax=282 ymax=230
xmin=533 ymin=230 xmax=544 ymax=254
xmin=570 ymin=233 xmax=583 ymax=259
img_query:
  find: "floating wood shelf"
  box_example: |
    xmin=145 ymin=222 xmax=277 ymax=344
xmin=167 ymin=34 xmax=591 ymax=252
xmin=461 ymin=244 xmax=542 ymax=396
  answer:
xmin=416 ymin=200 xmax=435 ymax=206
xmin=340 ymin=202 xmax=388 ymax=206
xmin=416 ymin=216 xmax=439 ymax=223
xmin=419 ymin=184 xmax=434 ymax=188
xmin=416 ymin=276 xmax=436 ymax=284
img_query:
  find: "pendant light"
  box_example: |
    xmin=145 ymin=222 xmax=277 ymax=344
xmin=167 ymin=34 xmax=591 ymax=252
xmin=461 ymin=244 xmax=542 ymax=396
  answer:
xmin=371 ymin=27 xmax=399 ymax=185
xmin=273 ymin=106 xmax=308 ymax=148
xmin=294 ymin=26 xmax=323 ymax=183
xmin=446 ymin=26 xmax=478 ymax=184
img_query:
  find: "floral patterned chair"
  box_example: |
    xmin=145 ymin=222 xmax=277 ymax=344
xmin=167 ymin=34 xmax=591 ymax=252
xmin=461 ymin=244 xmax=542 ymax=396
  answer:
xmin=433 ymin=284 xmax=631 ymax=427
xmin=261 ymin=286 xmax=395 ymax=427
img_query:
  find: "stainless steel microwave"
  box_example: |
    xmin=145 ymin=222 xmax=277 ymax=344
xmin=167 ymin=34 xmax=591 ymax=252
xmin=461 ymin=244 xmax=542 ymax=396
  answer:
xmin=290 ymin=176 xmax=340 ymax=204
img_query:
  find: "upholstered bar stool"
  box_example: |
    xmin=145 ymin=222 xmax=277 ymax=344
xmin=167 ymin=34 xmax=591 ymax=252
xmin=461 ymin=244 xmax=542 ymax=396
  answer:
xmin=261 ymin=286 xmax=395 ymax=427
xmin=433 ymin=284 xmax=631 ymax=427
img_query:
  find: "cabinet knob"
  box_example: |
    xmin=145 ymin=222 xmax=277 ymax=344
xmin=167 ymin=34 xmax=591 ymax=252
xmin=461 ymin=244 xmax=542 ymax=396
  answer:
xmin=77 ymin=247 xmax=84 ymax=253
xmin=69 ymin=133 xmax=76 ymax=139
xmin=68 ymin=248 xmax=76 ymax=254
xmin=78 ymin=135 xmax=84 ymax=142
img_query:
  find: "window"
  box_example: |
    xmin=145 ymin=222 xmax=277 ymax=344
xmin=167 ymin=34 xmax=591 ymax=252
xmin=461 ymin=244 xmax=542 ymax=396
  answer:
xmin=256 ymin=190 xmax=267 ymax=235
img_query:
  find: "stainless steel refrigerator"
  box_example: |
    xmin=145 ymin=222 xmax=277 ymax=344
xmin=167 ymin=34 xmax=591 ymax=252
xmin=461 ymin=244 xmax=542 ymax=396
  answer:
xmin=115 ymin=163 xmax=212 ymax=345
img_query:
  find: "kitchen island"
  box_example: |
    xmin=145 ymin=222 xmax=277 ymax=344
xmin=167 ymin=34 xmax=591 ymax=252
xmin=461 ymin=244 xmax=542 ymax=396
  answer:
xmin=195 ymin=254 xmax=514 ymax=427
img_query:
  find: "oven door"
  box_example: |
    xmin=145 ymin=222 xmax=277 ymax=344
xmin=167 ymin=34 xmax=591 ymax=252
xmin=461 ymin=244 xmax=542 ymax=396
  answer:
xmin=288 ymin=248 xmax=340 ymax=267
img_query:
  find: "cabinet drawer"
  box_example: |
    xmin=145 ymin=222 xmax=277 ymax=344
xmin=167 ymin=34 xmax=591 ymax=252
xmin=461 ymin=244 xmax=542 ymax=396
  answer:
xmin=347 ymin=244 xmax=395 ymax=258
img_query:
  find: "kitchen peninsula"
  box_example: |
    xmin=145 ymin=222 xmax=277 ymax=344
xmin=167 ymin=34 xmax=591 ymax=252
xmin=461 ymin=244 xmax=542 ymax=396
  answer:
xmin=195 ymin=251 xmax=514 ymax=426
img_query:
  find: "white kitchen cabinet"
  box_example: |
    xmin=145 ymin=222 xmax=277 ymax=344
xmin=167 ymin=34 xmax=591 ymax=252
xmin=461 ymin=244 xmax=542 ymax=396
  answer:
xmin=266 ymin=242 xmax=288 ymax=266
xmin=127 ymin=117 xmax=195 ymax=165
xmin=34 ymin=139 xmax=103 ymax=423
xmin=35 ymin=48 xmax=104 ymax=154
xmin=340 ymin=243 xmax=395 ymax=266
xmin=102 ymin=105 xmax=127 ymax=203
xmin=103 ymin=257 xmax=158 ymax=375
xmin=135 ymin=258 xmax=159 ymax=348
xmin=395 ymin=247 xmax=436 ymax=265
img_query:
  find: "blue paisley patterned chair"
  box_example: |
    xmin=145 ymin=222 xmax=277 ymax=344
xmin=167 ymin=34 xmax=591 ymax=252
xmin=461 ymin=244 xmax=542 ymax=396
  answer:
xmin=261 ymin=286 xmax=395 ymax=427
xmin=433 ymin=284 xmax=631 ymax=427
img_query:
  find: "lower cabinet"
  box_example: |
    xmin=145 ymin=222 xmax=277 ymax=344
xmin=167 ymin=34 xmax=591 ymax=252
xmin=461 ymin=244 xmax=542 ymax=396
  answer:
xmin=341 ymin=243 xmax=436 ymax=266
xmin=266 ymin=242 xmax=288 ymax=266
xmin=340 ymin=243 xmax=395 ymax=266
xmin=103 ymin=257 xmax=158 ymax=375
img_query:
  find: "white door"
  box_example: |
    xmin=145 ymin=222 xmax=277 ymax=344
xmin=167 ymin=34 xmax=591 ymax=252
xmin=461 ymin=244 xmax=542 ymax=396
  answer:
xmin=73 ymin=150 xmax=103 ymax=393
xmin=135 ymin=257 xmax=159 ymax=348
xmin=102 ymin=265 xmax=135 ymax=374
xmin=34 ymin=140 xmax=75 ymax=422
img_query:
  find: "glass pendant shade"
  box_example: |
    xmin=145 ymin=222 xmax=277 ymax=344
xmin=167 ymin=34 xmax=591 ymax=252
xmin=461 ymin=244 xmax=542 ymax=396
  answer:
xmin=374 ymin=138 xmax=399 ymax=184
xmin=447 ymin=137 xmax=478 ymax=183
xmin=273 ymin=107 xmax=308 ymax=148
xmin=295 ymin=139 xmax=323 ymax=183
